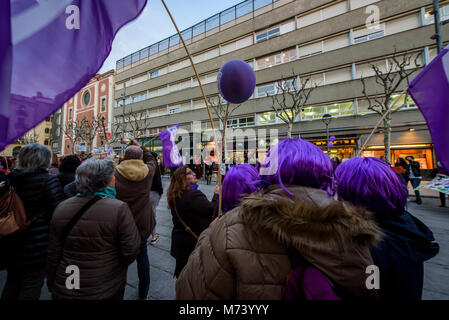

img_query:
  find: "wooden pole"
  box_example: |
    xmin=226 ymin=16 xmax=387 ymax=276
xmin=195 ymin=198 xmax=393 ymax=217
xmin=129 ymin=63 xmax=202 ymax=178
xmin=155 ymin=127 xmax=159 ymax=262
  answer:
xmin=161 ymin=0 xmax=223 ymax=215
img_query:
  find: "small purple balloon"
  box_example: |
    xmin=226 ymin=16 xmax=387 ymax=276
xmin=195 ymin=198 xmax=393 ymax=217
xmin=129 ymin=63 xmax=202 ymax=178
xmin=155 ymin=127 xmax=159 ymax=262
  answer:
xmin=328 ymin=142 xmax=334 ymax=147
xmin=217 ymin=59 xmax=256 ymax=104
xmin=330 ymin=136 xmax=336 ymax=142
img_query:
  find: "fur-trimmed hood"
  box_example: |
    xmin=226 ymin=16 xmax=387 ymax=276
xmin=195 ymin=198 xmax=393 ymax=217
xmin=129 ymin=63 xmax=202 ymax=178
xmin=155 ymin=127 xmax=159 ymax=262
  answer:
xmin=240 ymin=184 xmax=382 ymax=299
xmin=241 ymin=184 xmax=381 ymax=250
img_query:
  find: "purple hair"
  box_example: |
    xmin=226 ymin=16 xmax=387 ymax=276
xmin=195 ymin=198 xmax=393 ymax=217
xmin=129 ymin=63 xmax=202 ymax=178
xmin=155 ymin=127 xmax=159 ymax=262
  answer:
xmin=261 ymin=138 xmax=333 ymax=195
xmin=335 ymin=157 xmax=407 ymax=216
xmin=222 ymin=164 xmax=261 ymax=213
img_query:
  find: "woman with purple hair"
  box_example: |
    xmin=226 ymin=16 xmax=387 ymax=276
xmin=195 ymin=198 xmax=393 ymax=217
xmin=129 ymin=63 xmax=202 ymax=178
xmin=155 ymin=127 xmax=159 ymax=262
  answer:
xmin=176 ymin=138 xmax=381 ymax=300
xmin=335 ymin=157 xmax=439 ymax=300
xmin=221 ymin=164 xmax=260 ymax=214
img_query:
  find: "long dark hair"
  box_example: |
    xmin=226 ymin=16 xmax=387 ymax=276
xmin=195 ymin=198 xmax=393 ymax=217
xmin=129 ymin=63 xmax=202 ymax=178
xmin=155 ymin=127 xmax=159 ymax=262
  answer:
xmin=167 ymin=165 xmax=191 ymax=211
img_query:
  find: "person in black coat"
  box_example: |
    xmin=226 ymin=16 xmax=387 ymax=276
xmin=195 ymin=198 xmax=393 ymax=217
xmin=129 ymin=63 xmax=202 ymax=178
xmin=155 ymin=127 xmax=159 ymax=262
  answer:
xmin=56 ymin=155 xmax=81 ymax=188
xmin=1 ymin=144 xmax=65 ymax=300
xmin=167 ymin=165 xmax=219 ymax=278
xmin=335 ymin=157 xmax=439 ymax=300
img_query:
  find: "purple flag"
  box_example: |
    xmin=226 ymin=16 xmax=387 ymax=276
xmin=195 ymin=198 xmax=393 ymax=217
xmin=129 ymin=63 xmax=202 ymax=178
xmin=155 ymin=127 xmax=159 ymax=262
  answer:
xmin=0 ymin=0 xmax=147 ymax=152
xmin=408 ymin=45 xmax=449 ymax=173
xmin=159 ymin=125 xmax=183 ymax=167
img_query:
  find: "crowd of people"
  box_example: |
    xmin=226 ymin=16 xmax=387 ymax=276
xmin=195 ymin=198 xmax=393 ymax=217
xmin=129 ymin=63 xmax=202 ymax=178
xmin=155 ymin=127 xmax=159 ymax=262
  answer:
xmin=0 ymin=137 xmax=443 ymax=300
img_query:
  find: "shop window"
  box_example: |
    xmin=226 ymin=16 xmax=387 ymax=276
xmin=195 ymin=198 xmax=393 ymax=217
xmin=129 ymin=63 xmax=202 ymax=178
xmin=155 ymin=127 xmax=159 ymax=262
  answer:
xmin=302 ymin=102 xmax=354 ymax=120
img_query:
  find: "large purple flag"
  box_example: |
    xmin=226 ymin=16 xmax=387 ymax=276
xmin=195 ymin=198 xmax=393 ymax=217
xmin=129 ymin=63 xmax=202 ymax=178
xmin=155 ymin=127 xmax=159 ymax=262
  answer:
xmin=408 ymin=45 xmax=449 ymax=173
xmin=0 ymin=0 xmax=147 ymax=152
xmin=159 ymin=125 xmax=183 ymax=167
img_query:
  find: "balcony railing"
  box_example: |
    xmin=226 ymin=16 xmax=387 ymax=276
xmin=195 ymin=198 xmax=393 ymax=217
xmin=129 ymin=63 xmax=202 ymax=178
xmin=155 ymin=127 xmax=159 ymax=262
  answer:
xmin=116 ymin=0 xmax=279 ymax=70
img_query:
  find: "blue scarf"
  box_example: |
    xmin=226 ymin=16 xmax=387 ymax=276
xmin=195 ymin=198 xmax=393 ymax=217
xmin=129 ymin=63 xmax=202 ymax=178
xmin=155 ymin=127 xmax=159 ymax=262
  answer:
xmin=188 ymin=184 xmax=199 ymax=191
xmin=76 ymin=187 xmax=117 ymax=199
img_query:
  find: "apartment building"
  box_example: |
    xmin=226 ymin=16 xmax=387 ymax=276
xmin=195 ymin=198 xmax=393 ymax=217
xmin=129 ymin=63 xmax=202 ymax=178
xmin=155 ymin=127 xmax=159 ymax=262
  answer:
xmin=113 ymin=0 xmax=449 ymax=171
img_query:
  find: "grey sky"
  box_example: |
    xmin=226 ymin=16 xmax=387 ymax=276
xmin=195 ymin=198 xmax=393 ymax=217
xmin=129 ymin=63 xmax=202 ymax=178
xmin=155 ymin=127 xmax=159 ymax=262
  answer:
xmin=99 ymin=0 xmax=243 ymax=73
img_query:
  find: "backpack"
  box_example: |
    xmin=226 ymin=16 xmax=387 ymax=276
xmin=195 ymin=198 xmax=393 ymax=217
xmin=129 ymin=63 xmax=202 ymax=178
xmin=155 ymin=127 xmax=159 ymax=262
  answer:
xmin=284 ymin=248 xmax=343 ymax=300
xmin=0 ymin=187 xmax=29 ymax=238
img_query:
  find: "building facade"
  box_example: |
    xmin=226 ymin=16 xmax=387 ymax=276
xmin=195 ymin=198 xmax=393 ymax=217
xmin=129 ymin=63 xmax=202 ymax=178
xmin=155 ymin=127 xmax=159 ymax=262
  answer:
xmin=113 ymin=0 xmax=449 ymax=171
xmin=61 ymin=70 xmax=115 ymax=155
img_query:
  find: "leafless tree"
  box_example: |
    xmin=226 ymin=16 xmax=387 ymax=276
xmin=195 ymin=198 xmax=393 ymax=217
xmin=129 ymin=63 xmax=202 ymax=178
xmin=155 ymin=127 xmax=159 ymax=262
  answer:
xmin=208 ymin=96 xmax=241 ymax=164
xmin=270 ymin=70 xmax=318 ymax=138
xmin=123 ymin=109 xmax=152 ymax=140
xmin=360 ymin=50 xmax=422 ymax=164
xmin=61 ymin=119 xmax=83 ymax=154
xmin=78 ymin=116 xmax=105 ymax=154
xmin=16 ymin=131 xmax=39 ymax=145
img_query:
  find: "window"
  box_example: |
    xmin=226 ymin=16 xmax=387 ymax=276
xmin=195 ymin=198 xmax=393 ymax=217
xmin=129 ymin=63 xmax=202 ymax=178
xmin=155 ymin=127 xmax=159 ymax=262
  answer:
xmin=424 ymin=4 xmax=449 ymax=25
xmin=44 ymin=140 xmax=49 ymax=146
xmin=302 ymin=102 xmax=354 ymax=120
xmin=256 ymin=83 xmax=276 ymax=97
xmin=256 ymin=48 xmax=296 ymax=70
xmin=256 ymin=27 xmax=280 ymax=43
xmin=68 ymin=108 xmax=72 ymax=120
xmin=45 ymin=128 xmax=50 ymax=133
xmin=150 ymin=70 xmax=159 ymax=79
xmin=298 ymin=41 xmax=323 ymax=59
xmin=132 ymin=92 xmax=148 ymax=103
xmin=82 ymin=91 xmax=91 ymax=106
xmin=101 ymin=97 xmax=106 ymax=112
xmin=168 ymin=107 xmax=180 ymax=115
xmin=227 ymin=116 xmax=255 ymax=128
xmin=257 ymin=112 xmax=277 ymax=125
xmin=354 ymin=29 xmax=385 ymax=44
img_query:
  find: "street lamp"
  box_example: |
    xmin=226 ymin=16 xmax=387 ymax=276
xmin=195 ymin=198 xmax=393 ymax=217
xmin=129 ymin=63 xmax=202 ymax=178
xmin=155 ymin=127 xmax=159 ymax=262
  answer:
xmin=322 ymin=113 xmax=332 ymax=156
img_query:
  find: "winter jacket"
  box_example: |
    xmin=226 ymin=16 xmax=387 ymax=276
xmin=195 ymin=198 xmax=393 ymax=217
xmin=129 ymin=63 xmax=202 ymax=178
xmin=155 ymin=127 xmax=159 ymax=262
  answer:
xmin=47 ymin=196 xmax=140 ymax=300
xmin=409 ymin=161 xmax=422 ymax=178
xmin=150 ymin=164 xmax=163 ymax=195
xmin=115 ymin=147 xmax=156 ymax=244
xmin=170 ymin=189 xmax=218 ymax=262
xmin=56 ymin=172 xmax=75 ymax=188
xmin=176 ymin=185 xmax=381 ymax=300
xmin=369 ymin=211 xmax=439 ymax=300
xmin=1 ymin=168 xmax=65 ymax=267
xmin=63 ymin=181 xmax=77 ymax=198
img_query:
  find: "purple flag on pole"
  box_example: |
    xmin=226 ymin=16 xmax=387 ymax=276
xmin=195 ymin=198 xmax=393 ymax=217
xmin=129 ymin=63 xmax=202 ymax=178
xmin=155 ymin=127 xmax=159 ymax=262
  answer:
xmin=0 ymin=0 xmax=147 ymax=152
xmin=159 ymin=125 xmax=183 ymax=167
xmin=408 ymin=45 xmax=449 ymax=173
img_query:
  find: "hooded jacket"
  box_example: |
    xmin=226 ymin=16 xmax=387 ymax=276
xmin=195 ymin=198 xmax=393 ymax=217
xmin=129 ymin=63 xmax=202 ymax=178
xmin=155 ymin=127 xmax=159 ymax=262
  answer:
xmin=369 ymin=211 xmax=439 ymax=300
xmin=176 ymin=185 xmax=382 ymax=300
xmin=115 ymin=147 xmax=156 ymax=244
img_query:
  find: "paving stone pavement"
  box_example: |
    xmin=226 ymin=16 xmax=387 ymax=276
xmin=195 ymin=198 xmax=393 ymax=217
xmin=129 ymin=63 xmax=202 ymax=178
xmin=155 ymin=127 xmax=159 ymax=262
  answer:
xmin=1 ymin=176 xmax=448 ymax=300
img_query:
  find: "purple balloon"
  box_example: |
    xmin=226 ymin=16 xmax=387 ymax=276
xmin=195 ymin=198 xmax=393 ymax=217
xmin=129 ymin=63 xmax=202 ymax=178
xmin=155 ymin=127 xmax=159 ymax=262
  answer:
xmin=328 ymin=142 xmax=334 ymax=147
xmin=330 ymin=136 xmax=336 ymax=142
xmin=217 ymin=59 xmax=256 ymax=104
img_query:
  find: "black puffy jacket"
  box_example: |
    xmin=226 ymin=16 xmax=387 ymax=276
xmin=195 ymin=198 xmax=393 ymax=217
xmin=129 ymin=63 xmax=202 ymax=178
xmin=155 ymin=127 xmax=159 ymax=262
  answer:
xmin=56 ymin=172 xmax=75 ymax=188
xmin=1 ymin=168 xmax=65 ymax=267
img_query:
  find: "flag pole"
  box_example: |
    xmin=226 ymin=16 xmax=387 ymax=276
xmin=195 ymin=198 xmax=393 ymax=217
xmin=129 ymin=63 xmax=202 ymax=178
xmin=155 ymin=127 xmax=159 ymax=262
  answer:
xmin=358 ymin=87 xmax=409 ymax=157
xmin=161 ymin=0 xmax=223 ymax=216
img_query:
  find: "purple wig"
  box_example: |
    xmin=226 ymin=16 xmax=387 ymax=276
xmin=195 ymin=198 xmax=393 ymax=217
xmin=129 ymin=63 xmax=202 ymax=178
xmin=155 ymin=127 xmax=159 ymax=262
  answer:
xmin=260 ymin=138 xmax=333 ymax=195
xmin=335 ymin=157 xmax=407 ymax=216
xmin=222 ymin=164 xmax=261 ymax=213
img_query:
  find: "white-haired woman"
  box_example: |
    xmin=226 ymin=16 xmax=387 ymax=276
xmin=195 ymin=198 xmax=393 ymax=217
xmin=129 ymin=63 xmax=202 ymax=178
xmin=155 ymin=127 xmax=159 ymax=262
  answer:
xmin=1 ymin=143 xmax=65 ymax=300
xmin=46 ymin=158 xmax=140 ymax=300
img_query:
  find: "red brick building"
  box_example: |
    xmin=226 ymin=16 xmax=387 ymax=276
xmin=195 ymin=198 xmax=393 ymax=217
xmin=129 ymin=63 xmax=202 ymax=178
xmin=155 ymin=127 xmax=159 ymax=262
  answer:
xmin=61 ymin=70 xmax=114 ymax=155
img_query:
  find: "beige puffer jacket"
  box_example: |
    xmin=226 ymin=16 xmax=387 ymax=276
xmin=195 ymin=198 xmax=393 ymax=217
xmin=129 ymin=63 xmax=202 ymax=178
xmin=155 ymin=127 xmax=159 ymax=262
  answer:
xmin=176 ymin=185 xmax=382 ymax=300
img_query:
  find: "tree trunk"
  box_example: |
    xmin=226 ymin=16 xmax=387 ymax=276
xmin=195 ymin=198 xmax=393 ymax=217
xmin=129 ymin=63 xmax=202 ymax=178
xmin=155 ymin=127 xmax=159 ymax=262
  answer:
xmin=287 ymin=122 xmax=293 ymax=139
xmin=384 ymin=115 xmax=391 ymax=165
